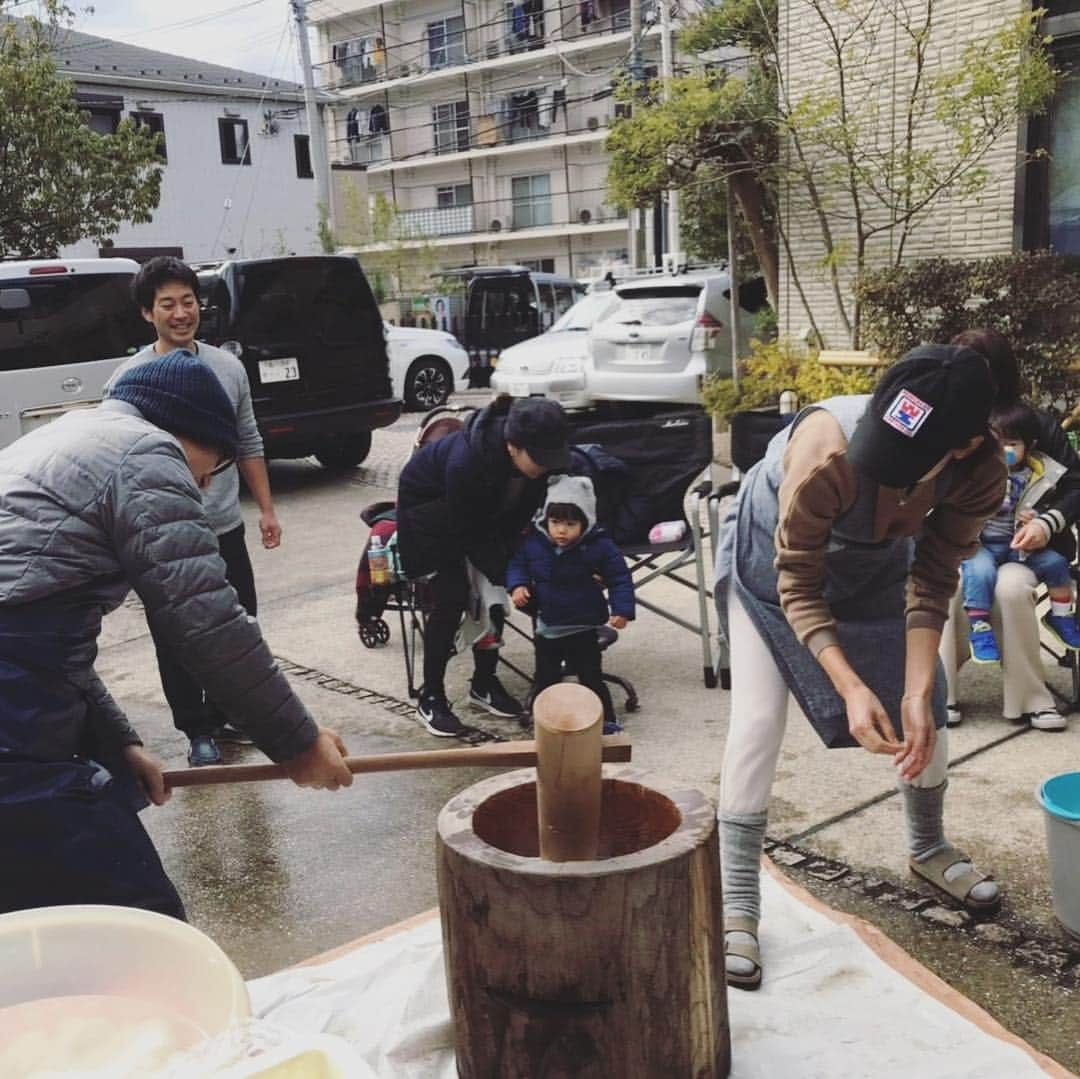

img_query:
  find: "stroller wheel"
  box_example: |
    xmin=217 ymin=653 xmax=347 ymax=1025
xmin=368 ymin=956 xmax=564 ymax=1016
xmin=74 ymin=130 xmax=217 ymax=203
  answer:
xmin=359 ymin=622 xmax=383 ymax=648
xmin=375 ymin=618 xmax=390 ymax=643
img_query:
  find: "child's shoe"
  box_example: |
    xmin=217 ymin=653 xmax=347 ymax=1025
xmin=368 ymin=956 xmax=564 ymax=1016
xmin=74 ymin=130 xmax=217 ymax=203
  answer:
xmin=602 ymin=719 xmax=624 ymax=735
xmin=968 ymin=621 xmax=1001 ymax=664
xmin=1042 ymin=612 xmax=1080 ymax=651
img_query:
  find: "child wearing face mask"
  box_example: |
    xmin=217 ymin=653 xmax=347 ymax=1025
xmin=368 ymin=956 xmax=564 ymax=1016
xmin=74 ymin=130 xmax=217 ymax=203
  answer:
xmin=962 ymin=401 xmax=1080 ymax=664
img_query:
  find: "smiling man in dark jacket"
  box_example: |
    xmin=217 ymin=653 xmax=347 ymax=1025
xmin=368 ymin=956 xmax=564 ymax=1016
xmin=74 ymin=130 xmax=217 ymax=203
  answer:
xmin=0 ymin=352 xmax=352 ymax=919
xmin=396 ymin=395 xmax=570 ymax=736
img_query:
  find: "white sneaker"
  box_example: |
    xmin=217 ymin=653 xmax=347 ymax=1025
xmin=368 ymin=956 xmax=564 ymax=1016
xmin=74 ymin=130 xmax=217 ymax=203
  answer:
xmin=945 ymin=704 xmax=962 ymax=727
xmin=1029 ymin=709 xmax=1067 ymax=732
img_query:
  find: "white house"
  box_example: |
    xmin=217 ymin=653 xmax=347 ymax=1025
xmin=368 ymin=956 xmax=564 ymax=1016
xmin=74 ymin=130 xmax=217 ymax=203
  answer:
xmin=51 ymin=26 xmax=330 ymax=263
xmin=308 ymin=0 xmax=670 ymax=280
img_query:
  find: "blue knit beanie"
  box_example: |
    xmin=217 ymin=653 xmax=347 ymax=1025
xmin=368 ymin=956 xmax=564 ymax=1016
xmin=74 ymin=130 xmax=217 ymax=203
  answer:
xmin=110 ymin=350 xmax=238 ymax=457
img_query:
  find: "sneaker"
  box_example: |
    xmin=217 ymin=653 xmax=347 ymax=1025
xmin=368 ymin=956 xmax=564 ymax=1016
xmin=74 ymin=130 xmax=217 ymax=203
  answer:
xmin=945 ymin=704 xmax=962 ymax=728
xmin=968 ymin=621 xmax=1001 ymax=664
xmin=1029 ymin=708 xmax=1067 ymax=732
xmin=469 ymin=677 xmax=523 ymax=718
xmin=417 ymin=691 xmax=466 ymax=737
xmin=602 ymin=719 xmax=624 ymax=736
xmin=209 ymin=722 xmax=253 ymax=745
xmin=1042 ymin=613 xmax=1080 ymax=651
xmin=187 ymin=735 xmax=222 ymax=767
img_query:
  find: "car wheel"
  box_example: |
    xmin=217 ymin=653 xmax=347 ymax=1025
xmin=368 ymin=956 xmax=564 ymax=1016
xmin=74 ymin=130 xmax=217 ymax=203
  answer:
xmin=314 ymin=431 xmax=373 ymax=470
xmin=405 ymin=357 xmax=452 ymax=411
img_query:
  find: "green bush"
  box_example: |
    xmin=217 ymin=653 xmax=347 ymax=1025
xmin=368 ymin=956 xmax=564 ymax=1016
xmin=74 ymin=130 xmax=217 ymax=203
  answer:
xmin=702 ymin=337 xmax=880 ymax=423
xmin=855 ymin=251 xmax=1080 ymax=410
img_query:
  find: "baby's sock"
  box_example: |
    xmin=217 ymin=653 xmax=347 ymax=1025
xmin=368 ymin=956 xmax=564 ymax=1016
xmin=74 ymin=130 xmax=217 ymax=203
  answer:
xmin=1050 ymin=598 xmax=1075 ymax=617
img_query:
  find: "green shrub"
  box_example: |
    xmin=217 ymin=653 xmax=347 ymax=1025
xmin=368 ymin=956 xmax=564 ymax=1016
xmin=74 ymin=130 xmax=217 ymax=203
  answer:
xmin=702 ymin=337 xmax=880 ymax=423
xmin=855 ymin=251 xmax=1080 ymax=410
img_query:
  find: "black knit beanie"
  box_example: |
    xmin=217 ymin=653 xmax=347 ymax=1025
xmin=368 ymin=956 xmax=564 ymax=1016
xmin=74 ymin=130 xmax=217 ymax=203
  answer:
xmin=109 ymin=350 xmax=238 ymax=457
xmin=846 ymin=345 xmax=996 ymax=488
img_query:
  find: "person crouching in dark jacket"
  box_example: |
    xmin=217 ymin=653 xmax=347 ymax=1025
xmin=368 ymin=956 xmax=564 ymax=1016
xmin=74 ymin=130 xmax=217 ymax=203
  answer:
xmin=0 ymin=352 xmax=353 ymax=920
xmin=396 ymin=395 xmax=571 ymax=737
xmin=507 ymin=474 xmax=635 ymax=734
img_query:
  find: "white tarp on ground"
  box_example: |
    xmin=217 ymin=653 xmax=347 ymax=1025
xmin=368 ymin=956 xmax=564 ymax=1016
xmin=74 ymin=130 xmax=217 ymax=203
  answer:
xmin=243 ymin=867 xmax=1061 ymax=1078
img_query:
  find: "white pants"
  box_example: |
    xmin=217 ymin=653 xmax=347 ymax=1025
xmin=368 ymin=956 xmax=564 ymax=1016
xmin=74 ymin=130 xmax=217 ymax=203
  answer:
xmin=939 ymin=563 xmax=1055 ymax=719
xmin=721 ymin=581 xmax=949 ymax=817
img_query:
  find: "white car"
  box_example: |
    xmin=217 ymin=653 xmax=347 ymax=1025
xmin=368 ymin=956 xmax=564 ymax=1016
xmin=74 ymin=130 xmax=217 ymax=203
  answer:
xmin=489 ymin=291 xmax=619 ymax=409
xmin=386 ymin=325 xmax=470 ymax=411
xmin=588 ymin=272 xmax=763 ymax=405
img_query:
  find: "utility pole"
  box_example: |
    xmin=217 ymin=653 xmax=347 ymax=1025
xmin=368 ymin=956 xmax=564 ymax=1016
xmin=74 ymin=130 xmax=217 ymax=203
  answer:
xmin=659 ymin=0 xmax=679 ymax=264
xmin=292 ymin=0 xmax=334 ymax=239
xmin=627 ymin=0 xmax=643 ymax=270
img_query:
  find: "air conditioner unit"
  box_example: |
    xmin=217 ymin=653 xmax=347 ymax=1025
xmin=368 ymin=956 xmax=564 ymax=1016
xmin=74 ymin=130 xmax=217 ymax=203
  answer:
xmin=486 ymin=41 xmax=500 ymax=58
xmin=489 ymin=219 xmax=503 ymax=232
xmin=586 ymin=116 xmax=600 ymax=131
xmin=578 ymin=208 xmax=593 ymax=225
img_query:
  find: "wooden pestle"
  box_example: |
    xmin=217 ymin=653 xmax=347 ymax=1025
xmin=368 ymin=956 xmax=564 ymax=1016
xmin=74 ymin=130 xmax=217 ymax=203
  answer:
xmin=532 ymin=683 xmax=604 ymax=861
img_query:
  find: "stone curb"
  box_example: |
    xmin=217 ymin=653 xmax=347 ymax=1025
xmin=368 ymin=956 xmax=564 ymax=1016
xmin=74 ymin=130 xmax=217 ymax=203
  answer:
xmin=763 ymin=836 xmax=1080 ymax=989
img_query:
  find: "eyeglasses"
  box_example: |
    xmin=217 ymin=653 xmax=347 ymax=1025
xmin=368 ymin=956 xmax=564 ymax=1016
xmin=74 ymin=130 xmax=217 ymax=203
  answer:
xmin=209 ymin=456 xmax=235 ymax=477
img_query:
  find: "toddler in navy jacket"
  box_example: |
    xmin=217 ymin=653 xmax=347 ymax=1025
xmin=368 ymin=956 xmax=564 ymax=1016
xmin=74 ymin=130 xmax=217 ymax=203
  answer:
xmin=508 ymin=474 xmax=635 ymax=733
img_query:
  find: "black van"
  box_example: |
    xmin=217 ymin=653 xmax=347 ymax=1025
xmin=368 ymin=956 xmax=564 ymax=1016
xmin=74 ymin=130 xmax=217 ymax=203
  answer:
xmin=195 ymin=256 xmax=400 ymax=469
xmin=447 ymin=266 xmax=585 ymax=386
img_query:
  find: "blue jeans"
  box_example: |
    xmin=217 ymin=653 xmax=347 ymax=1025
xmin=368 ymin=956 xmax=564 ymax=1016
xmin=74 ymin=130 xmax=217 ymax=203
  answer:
xmin=962 ymin=541 xmax=1073 ymax=613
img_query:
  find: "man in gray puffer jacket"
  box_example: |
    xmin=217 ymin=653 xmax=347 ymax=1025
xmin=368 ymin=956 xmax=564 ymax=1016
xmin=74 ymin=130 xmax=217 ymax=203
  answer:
xmin=0 ymin=351 xmax=352 ymax=919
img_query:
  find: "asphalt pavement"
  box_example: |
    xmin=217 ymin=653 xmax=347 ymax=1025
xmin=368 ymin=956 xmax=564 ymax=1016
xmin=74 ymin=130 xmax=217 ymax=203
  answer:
xmin=96 ymin=394 xmax=1080 ymax=1073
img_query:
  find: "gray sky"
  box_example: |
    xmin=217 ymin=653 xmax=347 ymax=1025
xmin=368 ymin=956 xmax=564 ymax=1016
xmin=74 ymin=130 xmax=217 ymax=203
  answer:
xmin=72 ymin=0 xmax=309 ymax=83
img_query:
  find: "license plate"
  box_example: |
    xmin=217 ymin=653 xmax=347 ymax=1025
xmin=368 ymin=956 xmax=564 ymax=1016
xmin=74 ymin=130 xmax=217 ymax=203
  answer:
xmin=510 ymin=382 xmax=531 ymax=396
xmin=259 ymin=357 xmax=300 ymax=384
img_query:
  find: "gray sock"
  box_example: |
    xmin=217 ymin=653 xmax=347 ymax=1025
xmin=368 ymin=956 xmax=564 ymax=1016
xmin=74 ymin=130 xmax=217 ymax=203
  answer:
xmin=902 ymin=780 xmax=998 ymax=904
xmin=721 ymin=811 xmax=768 ymax=979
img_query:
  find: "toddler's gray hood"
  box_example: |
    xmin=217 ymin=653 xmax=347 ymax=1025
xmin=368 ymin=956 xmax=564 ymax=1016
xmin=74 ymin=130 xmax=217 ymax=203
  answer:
xmin=536 ymin=473 xmax=597 ymax=536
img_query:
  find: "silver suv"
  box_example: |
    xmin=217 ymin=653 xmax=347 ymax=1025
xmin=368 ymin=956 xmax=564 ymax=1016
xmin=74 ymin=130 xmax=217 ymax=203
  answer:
xmin=587 ymin=270 xmax=764 ymax=405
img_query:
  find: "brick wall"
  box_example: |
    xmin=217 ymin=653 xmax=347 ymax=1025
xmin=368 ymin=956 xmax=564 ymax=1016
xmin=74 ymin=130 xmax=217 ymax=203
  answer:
xmin=778 ymin=0 xmax=1027 ymax=348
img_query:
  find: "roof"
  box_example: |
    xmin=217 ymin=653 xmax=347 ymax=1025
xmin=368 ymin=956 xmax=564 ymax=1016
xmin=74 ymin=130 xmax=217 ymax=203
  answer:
xmin=12 ymin=18 xmax=314 ymax=101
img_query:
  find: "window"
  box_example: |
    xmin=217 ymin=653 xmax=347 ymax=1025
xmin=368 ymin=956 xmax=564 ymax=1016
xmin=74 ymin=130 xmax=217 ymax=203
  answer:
xmin=0 ymin=274 xmax=153 ymax=372
xmin=433 ymin=101 xmax=470 ymax=154
xmin=436 ymin=183 xmax=473 ymax=207
xmin=504 ymin=0 xmax=545 ymax=53
xmin=332 ymin=36 xmax=383 ymax=83
xmin=219 ymin=117 xmax=251 ymax=165
xmin=511 ymin=174 xmax=552 ymax=229
xmin=294 ymin=134 xmax=313 ymax=179
xmin=520 ymin=258 xmax=557 ymax=274
xmin=538 ymin=281 xmax=556 ymax=329
xmin=77 ymin=93 xmax=122 ymax=135
xmin=554 ymin=282 xmax=575 ymax=314
xmin=427 ymin=16 xmax=465 ymax=70
xmin=129 ymin=111 xmax=167 ymax=161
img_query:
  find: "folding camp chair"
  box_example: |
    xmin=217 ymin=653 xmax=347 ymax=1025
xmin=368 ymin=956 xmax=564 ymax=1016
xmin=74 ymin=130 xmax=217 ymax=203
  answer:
xmin=567 ymin=406 xmax=722 ymax=687
xmin=1039 ymin=527 xmax=1080 ymax=714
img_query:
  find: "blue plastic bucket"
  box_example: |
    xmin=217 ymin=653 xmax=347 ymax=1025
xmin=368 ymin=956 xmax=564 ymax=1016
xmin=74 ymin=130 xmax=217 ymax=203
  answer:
xmin=1037 ymin=772 xmax=1080 ymax=940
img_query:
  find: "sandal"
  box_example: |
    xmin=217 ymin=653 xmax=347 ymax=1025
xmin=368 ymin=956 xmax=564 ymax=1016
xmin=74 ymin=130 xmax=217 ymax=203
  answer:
xmin=724 ymin=915 xmax=762 ymax=991
xmin=909 ymin=845 xmax=1002 ymax=916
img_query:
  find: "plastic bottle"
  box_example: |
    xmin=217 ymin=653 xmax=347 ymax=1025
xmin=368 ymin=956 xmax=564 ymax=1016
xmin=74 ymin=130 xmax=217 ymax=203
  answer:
xmin=368 ymin=534 xmax=391 ymax=587
xmin=648 ymin=520 xmax=687 ymax=544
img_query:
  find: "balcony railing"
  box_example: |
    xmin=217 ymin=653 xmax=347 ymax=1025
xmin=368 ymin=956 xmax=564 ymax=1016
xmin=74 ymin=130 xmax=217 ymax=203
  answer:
xmin=318 ymin=0 xmax=642 ymax=92
xmin=364 ymin=186 xmax=627 ymax=245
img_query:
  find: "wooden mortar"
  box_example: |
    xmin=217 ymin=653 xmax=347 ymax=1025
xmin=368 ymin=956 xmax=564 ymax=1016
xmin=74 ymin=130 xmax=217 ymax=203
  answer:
xmin=436 ymin=764 xmax=730 ymax=1077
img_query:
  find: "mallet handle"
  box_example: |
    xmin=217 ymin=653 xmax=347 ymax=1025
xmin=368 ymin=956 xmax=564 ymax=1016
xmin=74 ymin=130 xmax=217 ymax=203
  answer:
xmin=162 ymin=735 xmax=631 ymax=788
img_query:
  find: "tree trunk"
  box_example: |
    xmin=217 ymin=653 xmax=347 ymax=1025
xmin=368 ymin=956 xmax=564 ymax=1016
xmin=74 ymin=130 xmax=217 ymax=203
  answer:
xmin=729 ymin=169 xmax=778 ymax=310
xmin=437 ymin=765 xmax=730 ymax=1078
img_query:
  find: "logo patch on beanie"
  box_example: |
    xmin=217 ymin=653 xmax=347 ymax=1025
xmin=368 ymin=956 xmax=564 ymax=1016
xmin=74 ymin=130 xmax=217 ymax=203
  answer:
xmin=883 ymin=389 xmax=932 ymax=437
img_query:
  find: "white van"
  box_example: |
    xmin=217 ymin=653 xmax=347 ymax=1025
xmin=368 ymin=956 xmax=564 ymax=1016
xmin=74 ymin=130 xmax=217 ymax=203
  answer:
xmin=0 ymin=259 xmax=152 ymax=451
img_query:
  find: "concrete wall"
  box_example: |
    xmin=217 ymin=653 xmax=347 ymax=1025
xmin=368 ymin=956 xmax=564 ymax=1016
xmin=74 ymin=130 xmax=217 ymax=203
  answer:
xmin=778 ymin=0 xmax=1027 ymax=347
xmin=63 ymin=86 xmax=322 ymax=262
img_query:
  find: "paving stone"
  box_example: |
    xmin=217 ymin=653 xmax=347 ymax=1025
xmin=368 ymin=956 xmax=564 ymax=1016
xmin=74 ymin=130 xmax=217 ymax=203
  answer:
xmin=972 ymin=923 xmax=1021 ymax=947
xmin=840 ymin=874 xmax=864 ymax=891
xmin=1014 ymin=941 xmax=1073 ymax=973
xmin=919 ymin=906 xmax=972 ymax=930
xmin=806 ymin=860 xmax=849 ymax=882
xmin=861 ymin=877 xmax=893 ymax=898
xmin=899 ymin=896 xmax=935 ymax=914
xmin=770 ymin=847 xmax=809 ymax=868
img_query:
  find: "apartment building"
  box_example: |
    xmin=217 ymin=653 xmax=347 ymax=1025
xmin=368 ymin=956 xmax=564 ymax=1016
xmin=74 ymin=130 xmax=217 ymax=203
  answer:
xmin=310 ymin=0 xmax=667 ymax=280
